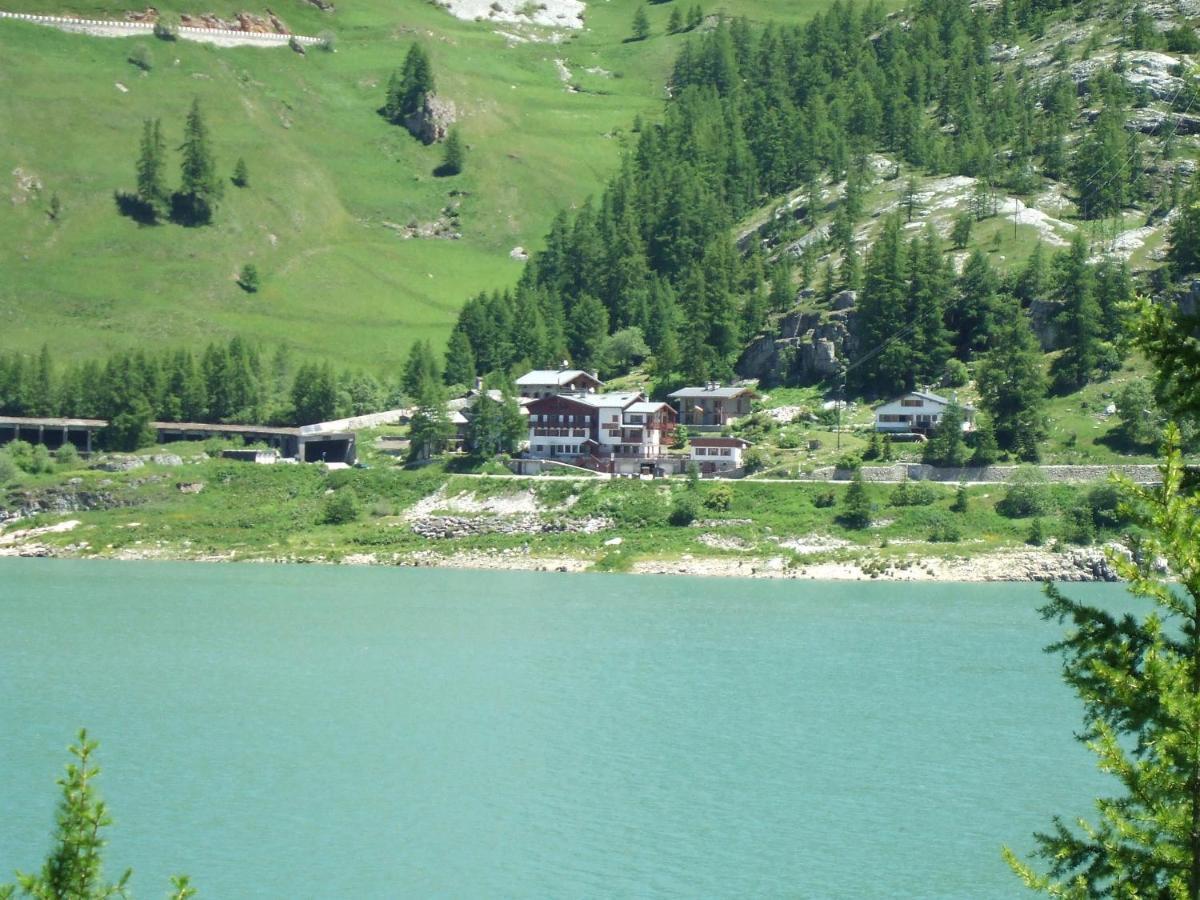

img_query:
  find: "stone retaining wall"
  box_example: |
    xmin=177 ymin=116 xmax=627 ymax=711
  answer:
xmin=802 ymin=463 xmax=1164 ymax=484
xmin=0 ymin=11 xmax=322 ymax=45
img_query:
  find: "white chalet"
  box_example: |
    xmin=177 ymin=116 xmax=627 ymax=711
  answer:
xmin=515 ymin=368 xmax=604 ymax=399
xmin=873 ymin=390 xmax=976 ymax=434
xmin=688 ymin=436 xmax=752 ymax=474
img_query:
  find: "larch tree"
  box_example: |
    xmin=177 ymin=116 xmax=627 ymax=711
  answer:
xmin=135 ymin=118 xmax=169 ymax=220
xmin=975 ymin=298 xmax=1048 ymax=460
xmin=0 ymin=730 xmax=195 ymax=900
xmin=177 ymin=98 xmax=221 ymax=225
xmin=1006 ymin=426 xmax=1200 ymax=896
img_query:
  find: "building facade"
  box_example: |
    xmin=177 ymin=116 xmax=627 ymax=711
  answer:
xmin=873 ymin=391 xmax=976 ymax=434
xmin=668 ymin=383 xmax=756 ymax=428
xmin=526 ymin=391 xmax=676 ymax=466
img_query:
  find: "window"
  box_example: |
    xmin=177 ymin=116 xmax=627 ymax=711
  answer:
xmin=611 ymin=414 xmax=619 ymax=423
xmin=901 ymin=398 xmax=923 ymax=408
xmin=721 ymin=449 xmax=731 ymax=456
xmin=535 ymin=445 xmax=543 ymax=452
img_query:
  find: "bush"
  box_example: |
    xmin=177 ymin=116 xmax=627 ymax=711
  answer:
xmin=1062 ymin=504 xmax=1097 ymax=545
xmin=1166 ymin=24 xmax=1200 ymax=52
xmin=54 ymin=443 xmax=80 ymax=466
xmin=703 ymin=483 xmax=733 ymax=511
xmin=942 ymin=359 xmax=970 ymax=388
xmin=127 ymin=44 xmax=153 ymax=71
xmin=837 ymin=471 xmax=872 ymax=529
xmin=836 ymin=453 xmax=862 ymax=472
xmin=1026 ymin=517 xmax=1046 ymax=546
xmin=950 ymin=483 xmax=969 ymax=513
xmin=320 ymin=489 xmax=361 ymax=525
xmin=318 ymin=30 xmax=336 ymax=51
xmin=997 ymin=468 xmax=1050 ymax=518
xmin=668 ymin=493 xmax=698 ymax=526
xmin=927 ymin=515 xmax=962 ymax=543
xmin=889 ymin=478 xmax=939 ymax=507
xmin=0 ymin=453 xmax=17 ymax=484
xmin=152 ymin=16 xmax=178 ymax=40
xmin=812 ymin=489 xmax=837 ymax=508
xmin=238 ymin=264 xmax=260 ymax=293
xmin=742 ymin=448 xmax=767 ymax=474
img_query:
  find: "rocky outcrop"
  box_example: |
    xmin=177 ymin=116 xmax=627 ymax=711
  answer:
xmin=0 ymin=487 xmax=129 ymax=525
xmin=404 ymin=95 xmax=457 ymax=144
xmin=410 ymin=514 xmax=611 ymax=539
xmin=737 ymin=293 xmax=857 ymax=385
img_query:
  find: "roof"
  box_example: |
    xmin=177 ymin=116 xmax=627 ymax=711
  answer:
xmin=515 ymin=369 xmax=602 ymax=387
xmin=876 ymin=391 xmax=976 ymax=412
xmin=625 ymin=401 xmax=671 ymax=414
xmin=668 ymin=385 xmax=755 ymax=400
xmin=690 ymin=437 xmax=752 ymax=448
xmin=575 ymin=391 xmax=644 ymax=408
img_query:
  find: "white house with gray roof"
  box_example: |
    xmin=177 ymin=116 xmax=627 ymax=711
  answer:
xmin=515 ymin=368 xmax=603 ymax=398
xmin=873 ymin=391 xmax=976 ymax=434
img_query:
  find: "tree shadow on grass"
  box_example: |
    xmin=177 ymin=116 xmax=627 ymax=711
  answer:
xmin=112 ymin=191 xmax=159 ymax=225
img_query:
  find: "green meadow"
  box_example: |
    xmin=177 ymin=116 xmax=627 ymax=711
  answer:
xmin=0 ymin=0 xmax=842 ymax=371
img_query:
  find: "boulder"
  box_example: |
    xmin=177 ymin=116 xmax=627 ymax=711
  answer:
xmin=404 ymin=94 xmax=458 ymax=145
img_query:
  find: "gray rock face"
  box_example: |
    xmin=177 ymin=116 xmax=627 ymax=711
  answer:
xmin=94 ymin=456 xmax=145 ymax=472
xmin=404 ymin=94 xmax=457 ymax=144
xmin=736 ymin=306 xmax=856 ymax=385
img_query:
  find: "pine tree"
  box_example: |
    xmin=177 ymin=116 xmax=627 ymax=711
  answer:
xmin=386 ymin=43 xmax=435 ymax=124
xmin=668 ymin=5 xmax=682 ymax=32
xmin=838 ymin=470 xmax=872 ymax=529
xmin=407 ymin=379 xmax=452 ymax=461
xmin=1006 ymin=428 xmax=1200 ymax=895
xmin=443 ymin=328 xmax=476 ymax=389
xmin=1050 ymin=233 xmax=1102 ymax=391
xmin=922 ymin=403 xmax=970 ymax=467
xmin=177 ymin=98 xmax=221 ymax=225
xmin=1072 ymin=105 xmax=1140 ymax=220
xmin=975 ymin=299 xmax=1048 ymax=460
xmin=135 ymin=118 xmax=169 ymax=220
xmin=1 ymin=730 xmax=194 ymax=899
xmin=631 ymin=5 xmax=650 ymax=40
xmin=439 ymin=128 xmax=464 ymax=176
xmin=231 ymin=157 xmax=249 ymax=188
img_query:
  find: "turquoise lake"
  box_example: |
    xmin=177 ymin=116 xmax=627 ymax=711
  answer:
xmin=0 ymin=560 xmax=1129 ymax=897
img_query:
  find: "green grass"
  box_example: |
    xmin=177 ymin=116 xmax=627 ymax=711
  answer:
xmin=0 ymin=0 xmax=848 ymax=371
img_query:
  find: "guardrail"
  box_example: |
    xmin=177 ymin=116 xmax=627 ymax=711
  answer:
xmin=0 ymin=11 xmax=323 ymax=44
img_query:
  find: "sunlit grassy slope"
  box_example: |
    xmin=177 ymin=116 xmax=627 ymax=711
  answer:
xmin=0 ymin=0 xmax=842 ymax=371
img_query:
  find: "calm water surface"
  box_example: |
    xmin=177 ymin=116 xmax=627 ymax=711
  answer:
xmin=0 ymin=560 xmax=1129 ymax=897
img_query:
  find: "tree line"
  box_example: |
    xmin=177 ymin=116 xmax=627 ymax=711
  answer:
xmin=0 ymin=339 xmax=408 ymax=437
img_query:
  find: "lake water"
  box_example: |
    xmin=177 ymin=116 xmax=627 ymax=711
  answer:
xmin=0 ymin=560 xmax=1128 ymax=897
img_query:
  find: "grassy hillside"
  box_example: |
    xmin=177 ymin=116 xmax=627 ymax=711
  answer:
xmin=0 ymin=0 xmax=840 ymax=371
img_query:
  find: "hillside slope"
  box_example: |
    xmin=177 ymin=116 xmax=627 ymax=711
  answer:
xmin=0 ymin=0 xmax=845 ymax=370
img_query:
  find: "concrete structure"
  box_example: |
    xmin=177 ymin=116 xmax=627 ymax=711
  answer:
xmin=220 ymin=448 xmax=281 ymax=464
xmin=515 ymin=368 xmax=603 ymax=398
xmin=525 ymin=391 xmax=676 ymax=473
xmin=0 ymin=416 xmax=355 ymax=463
xmin=0 ymin=416 xmax=104 ymax=453
xmin=689 ymin=436 xmax=752 ymax=474
xmin=668 ymin=383 xmax=756 ymax=429
xmin=873 ymin=391 xmax=976 ymax=434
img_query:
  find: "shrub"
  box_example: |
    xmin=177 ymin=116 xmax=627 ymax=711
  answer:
xmin=238 ymin=264 xmax=260 ymax=293
xmin=950 ymin=483 xmax=968 ymax=513
xmin=318 ymin=30 xmax=336 ymax=51
xmin=668 ymin=492 xmax=698 ymax=526
xmin=320 ymin=489 xmax=361 ymax=525
xmin=231 ymin=158 xmax=249 ymax=189
xmin=812 ymin=489 xmax=837 ymax=508
xmin=836 ymin=453 xmax=862 ymax=472
xmin=742 ymin=448 xmax=767 ymax=473
xmin=1026 ymin=517 xmax=1046 ymax=546
xmin=703 ymin=483 xmax=733 ymax=511
xmin=152 ymin=16 xmax=178 ymax=40
xmin=837 ymin=471 xmax=872 ymax=529
xmin=942 ymin=359 xmax=970 ymax=388
xmin=1166 ymin=24 xmax=1200 ymax=52
xmin=54 ymin=443 xmax=79 ymax=466
xmin=0 ymin=453 xmax=17 ymax=484
xmin=1062 ymin=505 xmax=1097 ymax=545
xmin=997 ymin=468 xmax=1050 ymax=518
xmin=127 ymin=44 xmax=153 ymax=71
xmin=927 ymin=515 xmax=962 ymax=543
xmin=889 ymin=478 xmax=939 ymax=507
xmin=1085 ymin=482 xmax=1126 ymax=530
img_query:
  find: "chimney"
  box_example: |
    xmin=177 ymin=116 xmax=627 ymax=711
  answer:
xmin=474 ymin=376 xmax=484 ymax=393
xmin=560 ymin=359 xmax=569 ymax=371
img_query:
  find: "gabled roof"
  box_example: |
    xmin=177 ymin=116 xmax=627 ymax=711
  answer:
xmin=875 ymin=390 xmax=976 ymax=411
xmin=668 ymin=385 xmax=755 ymax=400
xmin=515 ymin=369 xmax=602 ymax=387
xmin=625 ymin=401 xmax=671 ymax=415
